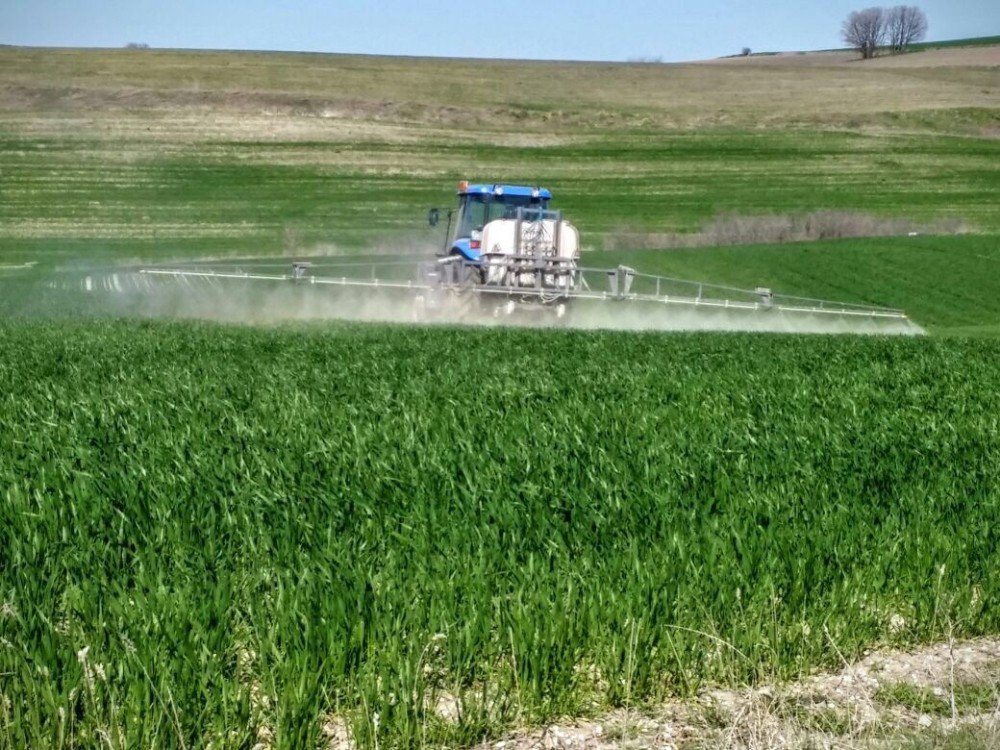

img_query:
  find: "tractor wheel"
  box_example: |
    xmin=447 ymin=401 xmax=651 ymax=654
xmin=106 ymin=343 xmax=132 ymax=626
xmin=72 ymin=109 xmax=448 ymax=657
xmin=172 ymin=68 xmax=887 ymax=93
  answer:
xmin=457 ymin=259 xmax=483 ymax=289
xmin=449 ymin=255 xmax=484 ymax=319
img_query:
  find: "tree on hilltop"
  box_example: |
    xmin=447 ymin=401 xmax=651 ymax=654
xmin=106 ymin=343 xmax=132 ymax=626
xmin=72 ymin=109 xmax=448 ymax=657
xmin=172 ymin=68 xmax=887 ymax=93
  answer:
xmin=887 ymin=6 xmax=928 ymax=52
xmin=842 ymin=7 xmax=887 ymax=59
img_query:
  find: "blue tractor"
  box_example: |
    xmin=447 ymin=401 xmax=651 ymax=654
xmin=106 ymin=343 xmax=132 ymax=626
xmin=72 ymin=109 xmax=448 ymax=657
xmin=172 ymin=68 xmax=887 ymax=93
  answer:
xmin=427 ymin=181 xmax=581 ymax=300
xmin=433 ymin=182 xmax=553 ymax=261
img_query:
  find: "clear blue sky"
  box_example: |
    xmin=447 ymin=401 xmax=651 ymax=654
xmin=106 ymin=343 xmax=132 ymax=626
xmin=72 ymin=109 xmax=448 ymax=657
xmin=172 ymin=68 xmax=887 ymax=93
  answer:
xmin=1 ymin=1 xmax=997 ymax=62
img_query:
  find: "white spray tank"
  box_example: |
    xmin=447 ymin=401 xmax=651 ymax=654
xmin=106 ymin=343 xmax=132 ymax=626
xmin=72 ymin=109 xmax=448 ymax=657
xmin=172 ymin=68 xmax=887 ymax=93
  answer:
xmin=479 ymin=208 xmax=580 ymax=290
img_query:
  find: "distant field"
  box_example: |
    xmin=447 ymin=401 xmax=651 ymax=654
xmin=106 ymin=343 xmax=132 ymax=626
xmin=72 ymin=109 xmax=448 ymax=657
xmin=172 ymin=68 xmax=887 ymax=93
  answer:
xmin=1 ymin=46 xmax=997 ymax=263
xmin=910 ymin=34 xmax=1000 ymax=50
xmin=1 ymin=129 xmax=996 ymax=258
xmin=3 ymin=45 xmax=996 ymax=128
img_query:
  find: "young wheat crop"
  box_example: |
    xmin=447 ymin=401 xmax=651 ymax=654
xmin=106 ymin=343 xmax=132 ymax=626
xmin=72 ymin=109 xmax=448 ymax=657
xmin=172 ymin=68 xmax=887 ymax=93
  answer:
xmin=1 ymin=320 xmax=998 ymax=748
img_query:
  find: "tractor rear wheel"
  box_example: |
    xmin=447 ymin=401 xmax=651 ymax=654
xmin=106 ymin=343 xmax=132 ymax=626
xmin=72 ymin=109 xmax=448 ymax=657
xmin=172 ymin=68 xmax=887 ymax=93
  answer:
xmin=448 ymin=254 xmax=484 ymax=319
xmin=455 ymin=258 xmax=483 ymax=289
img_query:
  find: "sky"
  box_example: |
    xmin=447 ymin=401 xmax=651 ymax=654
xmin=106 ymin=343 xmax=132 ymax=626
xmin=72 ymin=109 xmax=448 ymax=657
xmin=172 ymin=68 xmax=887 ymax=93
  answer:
xmin=1 ymin=1 xmax=997 ymax=62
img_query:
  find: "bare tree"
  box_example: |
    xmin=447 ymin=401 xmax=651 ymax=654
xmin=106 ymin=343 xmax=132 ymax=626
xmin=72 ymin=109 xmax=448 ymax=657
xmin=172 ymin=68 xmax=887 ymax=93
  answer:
xmin=842 ymin=7 xmax=887 ymax=59
xmin=886 ymin=6 xmax=928 ymax=52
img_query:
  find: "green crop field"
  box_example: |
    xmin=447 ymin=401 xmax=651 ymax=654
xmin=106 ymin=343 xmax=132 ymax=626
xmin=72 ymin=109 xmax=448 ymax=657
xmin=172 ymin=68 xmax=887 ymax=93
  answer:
xmin=589 ymin=235 xmax=1000 ymax=337
xmin=907 ymin=35 xmax=1000 ymax=50
xmin=2 ymin=322 xmax=1000 ymax=748
xmin=1 ymin=40 xmax=1000 ymax=749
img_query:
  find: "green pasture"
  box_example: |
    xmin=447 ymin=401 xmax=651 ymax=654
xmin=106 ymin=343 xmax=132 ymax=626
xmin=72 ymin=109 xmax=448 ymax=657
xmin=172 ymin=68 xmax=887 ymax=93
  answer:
xmin=1 ymin=129 xmax=997 ymax=259
xmin=1 ymin=122 xmax=999 ymax=334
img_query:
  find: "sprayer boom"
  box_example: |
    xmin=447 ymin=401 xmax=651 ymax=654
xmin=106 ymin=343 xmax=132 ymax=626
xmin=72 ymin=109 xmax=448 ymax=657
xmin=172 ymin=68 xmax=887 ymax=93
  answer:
xmin=139 ymin=255 xmax=920 ymax=334
xmin=136 ymin=180 xmax=921 ymax=334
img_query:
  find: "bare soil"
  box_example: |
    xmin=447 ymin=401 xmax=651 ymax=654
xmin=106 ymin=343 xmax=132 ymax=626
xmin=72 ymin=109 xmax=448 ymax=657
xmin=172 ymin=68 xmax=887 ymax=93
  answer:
xmin=468 ymin=638 xmax=1000 ymax=750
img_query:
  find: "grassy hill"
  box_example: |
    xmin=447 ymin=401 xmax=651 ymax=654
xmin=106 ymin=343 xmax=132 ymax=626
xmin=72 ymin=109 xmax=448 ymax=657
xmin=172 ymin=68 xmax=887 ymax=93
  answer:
xmin=770 ymin=33 xmax=1000 ymax=55
xmin=2 ymin=44 xmax=998 ymax=331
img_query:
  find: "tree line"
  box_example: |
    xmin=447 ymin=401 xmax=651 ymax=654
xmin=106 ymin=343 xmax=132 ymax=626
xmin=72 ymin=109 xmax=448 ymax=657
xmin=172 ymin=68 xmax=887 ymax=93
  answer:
xmin=842 ymin=5 xmax=928 ymax=59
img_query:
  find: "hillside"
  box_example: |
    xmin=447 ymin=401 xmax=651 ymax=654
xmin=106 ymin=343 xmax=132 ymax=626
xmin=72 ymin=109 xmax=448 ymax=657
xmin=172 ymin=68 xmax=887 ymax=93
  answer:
xmin=1 ymin=44 xmax=998 ymax=331
xmin=2 ymin=43 xmax=996 ymax=130
xmin=714 ymin=34 xmax=1000 ymax=61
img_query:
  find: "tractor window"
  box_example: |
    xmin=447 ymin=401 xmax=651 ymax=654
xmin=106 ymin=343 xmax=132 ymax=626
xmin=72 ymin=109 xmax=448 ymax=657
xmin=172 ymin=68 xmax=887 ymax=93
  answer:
xmin=464 ymin=200 xmax=489 ymax=233
xmin=485 ymin=197 xmax=548 ymax=223
xmin=456 ymin=195 xmax=549 ymax=238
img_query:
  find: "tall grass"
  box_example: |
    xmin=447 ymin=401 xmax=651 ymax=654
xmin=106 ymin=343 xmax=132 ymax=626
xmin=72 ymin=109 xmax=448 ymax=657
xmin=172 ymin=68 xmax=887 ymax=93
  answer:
xmin=1 ymin=321 xmax=999 ymax=748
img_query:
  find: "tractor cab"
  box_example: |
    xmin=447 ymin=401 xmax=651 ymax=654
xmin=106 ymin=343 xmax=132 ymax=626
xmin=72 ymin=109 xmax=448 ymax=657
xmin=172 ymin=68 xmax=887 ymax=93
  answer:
xmin=432 ymin=182 xmax=552 ymax=261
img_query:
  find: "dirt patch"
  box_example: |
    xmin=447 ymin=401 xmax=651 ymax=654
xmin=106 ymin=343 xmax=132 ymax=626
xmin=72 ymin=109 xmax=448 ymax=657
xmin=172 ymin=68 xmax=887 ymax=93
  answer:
xmin=472 ymin=637 xmax=1000 ymax=749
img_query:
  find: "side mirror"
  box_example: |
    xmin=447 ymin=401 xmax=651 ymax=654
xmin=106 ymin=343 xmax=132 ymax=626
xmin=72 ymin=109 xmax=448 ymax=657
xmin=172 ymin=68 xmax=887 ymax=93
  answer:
xmin=428 ymin=208 xmax=440 ymax=228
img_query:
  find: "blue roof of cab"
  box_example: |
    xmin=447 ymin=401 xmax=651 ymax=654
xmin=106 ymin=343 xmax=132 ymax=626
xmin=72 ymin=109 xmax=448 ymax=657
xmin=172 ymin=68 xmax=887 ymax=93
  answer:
xmin=459 ymin=183 xmax=552 ymax=199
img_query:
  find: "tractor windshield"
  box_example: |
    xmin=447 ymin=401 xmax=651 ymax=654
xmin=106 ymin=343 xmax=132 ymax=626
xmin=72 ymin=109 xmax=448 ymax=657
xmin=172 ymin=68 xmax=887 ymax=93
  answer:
xmin=455 ymin=194 xmax=549 ymax=239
